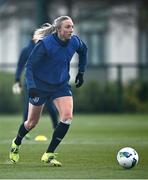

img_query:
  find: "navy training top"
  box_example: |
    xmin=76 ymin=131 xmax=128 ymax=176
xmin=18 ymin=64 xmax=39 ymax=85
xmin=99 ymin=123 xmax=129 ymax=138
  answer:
xmin=25 ymin=33 xmax=87 ymax=92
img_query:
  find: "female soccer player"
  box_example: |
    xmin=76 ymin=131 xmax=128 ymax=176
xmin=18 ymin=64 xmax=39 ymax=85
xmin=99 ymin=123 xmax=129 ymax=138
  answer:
xmin=9 ymin=16 xmax=87 ymax=167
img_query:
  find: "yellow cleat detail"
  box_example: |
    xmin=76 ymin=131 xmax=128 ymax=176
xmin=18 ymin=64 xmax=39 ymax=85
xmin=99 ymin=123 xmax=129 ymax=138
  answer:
xmin=41 ymin=152 xmax=62 ymax=167
xmin=9 ymin=139 xmax=20 ymax=163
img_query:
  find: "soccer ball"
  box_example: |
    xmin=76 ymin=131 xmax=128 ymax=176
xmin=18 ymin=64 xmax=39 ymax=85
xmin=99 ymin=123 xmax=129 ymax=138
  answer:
xmin=117 ymin=147 xmax=139 ymax=169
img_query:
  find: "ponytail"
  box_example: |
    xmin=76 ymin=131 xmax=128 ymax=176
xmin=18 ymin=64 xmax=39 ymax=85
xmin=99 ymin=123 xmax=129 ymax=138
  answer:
xmin=32 ymin=23 xmax=56 ymax=43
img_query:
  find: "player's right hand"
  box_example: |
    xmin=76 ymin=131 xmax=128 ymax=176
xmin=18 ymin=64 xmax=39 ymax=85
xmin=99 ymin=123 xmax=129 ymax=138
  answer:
xmin=12 ymin=82 xmax=22 ymax=94
xmin=75 ymin=72 xmax=84 ymax=88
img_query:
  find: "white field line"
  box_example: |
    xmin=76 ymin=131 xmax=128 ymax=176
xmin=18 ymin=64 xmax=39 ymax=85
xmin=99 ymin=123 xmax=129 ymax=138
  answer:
xmin=0 ymin=139 xmax=147 ymax=145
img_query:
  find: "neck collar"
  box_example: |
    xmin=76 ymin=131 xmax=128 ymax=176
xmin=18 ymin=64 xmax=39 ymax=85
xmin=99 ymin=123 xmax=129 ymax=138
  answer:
xmin=53 ymin=33 xmax=69 ymax=46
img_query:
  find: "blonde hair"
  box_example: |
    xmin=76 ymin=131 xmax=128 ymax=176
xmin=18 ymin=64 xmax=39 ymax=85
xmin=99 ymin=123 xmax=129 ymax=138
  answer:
xmin=33 ymin=16 xmax=72 ymax=43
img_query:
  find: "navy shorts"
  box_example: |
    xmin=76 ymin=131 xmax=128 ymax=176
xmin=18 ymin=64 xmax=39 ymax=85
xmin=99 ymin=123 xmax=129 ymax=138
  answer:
xmin=29 ymin=83 xmax=72 ymax=106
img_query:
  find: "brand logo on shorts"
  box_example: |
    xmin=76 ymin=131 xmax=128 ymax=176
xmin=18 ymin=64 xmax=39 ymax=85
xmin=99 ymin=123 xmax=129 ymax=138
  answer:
xmin=32 ymin=97 xmax=39 ymax=103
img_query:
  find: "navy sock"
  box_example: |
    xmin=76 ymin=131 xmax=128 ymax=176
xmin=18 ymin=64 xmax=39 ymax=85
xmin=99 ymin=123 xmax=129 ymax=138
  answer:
xmin=47 ymin=121 xmax=70 ymax=153
xmin=14 ymin=123 xmax=29 ymax=145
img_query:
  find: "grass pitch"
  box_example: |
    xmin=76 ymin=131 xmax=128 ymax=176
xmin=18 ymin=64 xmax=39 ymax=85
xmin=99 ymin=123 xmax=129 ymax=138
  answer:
xmin=0 ymin=114 xmax=148 ymax=179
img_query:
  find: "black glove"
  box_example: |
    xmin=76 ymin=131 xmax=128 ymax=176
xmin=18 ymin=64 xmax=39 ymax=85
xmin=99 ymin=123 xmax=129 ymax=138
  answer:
xmin=29 ymin=88 xmax=39 ymax=98
xmin=75 ymin=72 xmax=84 ymax=88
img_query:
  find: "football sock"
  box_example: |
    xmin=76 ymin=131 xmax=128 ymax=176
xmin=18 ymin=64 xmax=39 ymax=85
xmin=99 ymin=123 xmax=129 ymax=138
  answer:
xmin=46 ymin=120 xmax=71 ymax=153
xmin=14 ymin=123 xmax=29 ymax=145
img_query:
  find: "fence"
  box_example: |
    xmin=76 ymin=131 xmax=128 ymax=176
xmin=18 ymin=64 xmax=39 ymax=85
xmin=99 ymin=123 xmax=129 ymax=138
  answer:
xmin=86 ymin=63 xmax=148 ymax=112
xmin=0 ymin=63 xmax=148 ymax=113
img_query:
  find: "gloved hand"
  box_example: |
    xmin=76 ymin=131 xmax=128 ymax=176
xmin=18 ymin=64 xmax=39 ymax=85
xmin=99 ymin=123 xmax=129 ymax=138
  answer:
xmin=75 ymin=72 xmax=84 ymax=88
xmin=29 ymin=88 xmax=39 ymax=98
xmin=12 ymin=81 xmax=22 ymax=94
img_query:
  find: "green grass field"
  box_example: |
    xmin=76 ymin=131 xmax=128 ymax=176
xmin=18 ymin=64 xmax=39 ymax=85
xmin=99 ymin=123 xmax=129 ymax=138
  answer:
xmin=0 ymin=114 xmax=148 ymax=179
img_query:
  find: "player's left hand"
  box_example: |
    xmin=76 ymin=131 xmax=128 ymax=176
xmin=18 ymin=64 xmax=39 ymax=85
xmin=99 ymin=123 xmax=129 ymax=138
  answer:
xmin=75 ymin=72 xmax=84 ymax=88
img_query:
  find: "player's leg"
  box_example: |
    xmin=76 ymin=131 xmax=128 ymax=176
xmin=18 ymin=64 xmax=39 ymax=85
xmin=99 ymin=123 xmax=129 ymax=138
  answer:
xmin=22 ymin=82 xmax=28 ymax=123
xmin=47 ymin=96 xmax=73 ymax=152
xmin=22 ymin=82 xmax=30 ymax=139
xmin=45 ymin=100 xmax=58 ymax=129
xmin=16 ymin=103 xmax=44 ymax=145
xmin=9 ymin=103 xmax=44 ymax=163
xmin=41 ymin=96 xmax=73 ymax=166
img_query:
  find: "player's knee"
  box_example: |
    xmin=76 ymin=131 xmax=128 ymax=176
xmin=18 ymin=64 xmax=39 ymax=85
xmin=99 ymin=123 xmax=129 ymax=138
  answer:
xmin=61 ymin=112 xmax=73 ymax=125
xmin=62 ymin=112 xmax=73 ymax=120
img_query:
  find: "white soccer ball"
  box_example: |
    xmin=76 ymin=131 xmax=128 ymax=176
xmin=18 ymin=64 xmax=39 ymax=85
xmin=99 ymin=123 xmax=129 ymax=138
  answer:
xmin=117 ymin=147 xmax=139 ymax=169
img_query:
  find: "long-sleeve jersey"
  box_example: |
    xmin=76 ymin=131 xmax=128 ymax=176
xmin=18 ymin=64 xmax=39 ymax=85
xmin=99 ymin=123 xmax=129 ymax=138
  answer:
xmin=15 ymin=40 xmax=35 ymax=81
xmin=25 ymin=33 xmax=87 ymax=92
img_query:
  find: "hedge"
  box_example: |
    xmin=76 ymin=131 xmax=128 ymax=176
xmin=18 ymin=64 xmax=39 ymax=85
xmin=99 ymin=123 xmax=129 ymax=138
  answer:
xmin=0 ymin=72 xmax=148 ymax=113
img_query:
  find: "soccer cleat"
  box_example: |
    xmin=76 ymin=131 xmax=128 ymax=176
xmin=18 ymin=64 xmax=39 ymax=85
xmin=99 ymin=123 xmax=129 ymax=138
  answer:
xmin=41 ymin=152 xmax=62 ymax=167
xmin=9 ymin=139 xmax=20 ymax=163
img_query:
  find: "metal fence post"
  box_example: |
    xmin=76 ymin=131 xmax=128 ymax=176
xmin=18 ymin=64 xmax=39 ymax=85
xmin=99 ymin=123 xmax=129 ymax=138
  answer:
xmin=117 ymin=65 xmax=123 ymax=112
